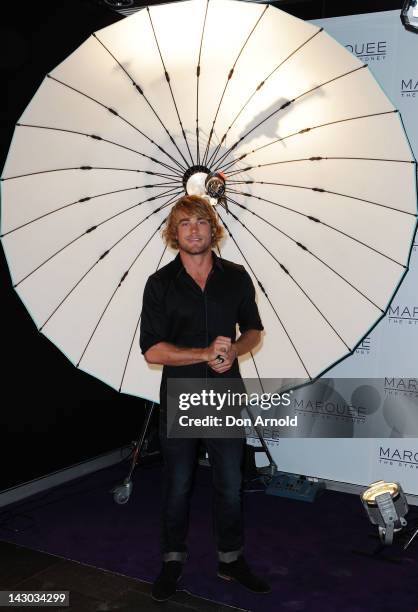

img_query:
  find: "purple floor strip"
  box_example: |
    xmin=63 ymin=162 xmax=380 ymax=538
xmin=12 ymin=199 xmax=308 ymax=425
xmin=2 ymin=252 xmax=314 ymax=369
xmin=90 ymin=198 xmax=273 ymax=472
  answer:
xmin=1 ymin=461 xmax=417 ymax=611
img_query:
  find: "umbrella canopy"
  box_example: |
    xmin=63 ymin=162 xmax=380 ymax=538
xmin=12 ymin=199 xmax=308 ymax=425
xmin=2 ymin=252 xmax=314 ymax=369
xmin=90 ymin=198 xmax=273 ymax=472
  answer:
xmin=1 ymin=0 xmax=417 ymax=402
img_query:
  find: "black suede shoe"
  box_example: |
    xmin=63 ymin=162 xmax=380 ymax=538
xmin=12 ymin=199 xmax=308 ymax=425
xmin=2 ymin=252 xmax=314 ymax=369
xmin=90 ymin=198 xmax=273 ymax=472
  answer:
xmin=151 ymin=561 xmax=183 ymax=602
xmin=218 ymin=556 xmax=271 ymax=593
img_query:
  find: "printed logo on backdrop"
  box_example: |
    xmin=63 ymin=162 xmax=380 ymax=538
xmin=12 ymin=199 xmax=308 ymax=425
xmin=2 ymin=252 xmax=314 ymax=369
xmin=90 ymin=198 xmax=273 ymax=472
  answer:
xmin=345 ymin=40 xmax=387 ymax=62
xmin=387 ymin=304 xmax=418 ymax=325
xmin=292 ymin=386 xmax=366 ymax=424
xmin=401 ymin=78 xmax=417 ymax=98
xmin=355 ymin=336 xmax=371 ymax=355
xmin=378 ymin=446 xmax=418 ymax=470
xmin=381 ymin=379 xmax=418 ymax=441
xmin=384 ymin=377 xmax=418 ymax=398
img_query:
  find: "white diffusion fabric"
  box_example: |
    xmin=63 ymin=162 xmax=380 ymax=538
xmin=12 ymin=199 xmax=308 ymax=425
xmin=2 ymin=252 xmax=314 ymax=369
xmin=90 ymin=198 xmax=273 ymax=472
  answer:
xmin=1 ymin=1 xmax=417 ymax=406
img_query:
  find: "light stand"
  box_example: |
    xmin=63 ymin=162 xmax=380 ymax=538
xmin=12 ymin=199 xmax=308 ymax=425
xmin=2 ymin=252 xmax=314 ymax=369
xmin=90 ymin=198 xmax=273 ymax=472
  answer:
xmin=353 ymin=480 xmax=417 ymax=562
xmin=111 ymin=402 xmax=156 ymax=504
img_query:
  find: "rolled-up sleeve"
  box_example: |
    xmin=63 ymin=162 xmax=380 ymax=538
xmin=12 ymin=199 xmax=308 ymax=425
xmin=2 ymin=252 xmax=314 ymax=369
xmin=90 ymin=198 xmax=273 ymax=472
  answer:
xmin=237 ymin=271 xmax=264 ymax=334
xmin=140 ymin=277 xmax=169 ymax=355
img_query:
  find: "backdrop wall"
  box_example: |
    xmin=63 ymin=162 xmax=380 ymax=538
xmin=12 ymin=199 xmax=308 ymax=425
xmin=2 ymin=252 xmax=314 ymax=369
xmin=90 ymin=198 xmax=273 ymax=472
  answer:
xmin=252 ymin=10 xmax=418 ymax=496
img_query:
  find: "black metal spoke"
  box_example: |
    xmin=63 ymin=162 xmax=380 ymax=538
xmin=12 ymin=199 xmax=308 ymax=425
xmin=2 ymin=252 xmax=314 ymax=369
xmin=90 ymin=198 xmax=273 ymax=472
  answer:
xmin=1 ymin=165 xmax=180 ymax=184
xmin=146 ymin=8 xmax=194 ymax=167
xmin=226 ymin=180 xmax=417 ymax=218
xmin=224 ymin=154 xmax=416 ymax=180
xmin=198 ymin=125 xmax=223 ymax=168
xmin=92 ymin=34 xmax=189 ymax=171
xmin=224 ymin=193 xmax=384 ymax=313
xmin=248 ymin=352 xmax=266 ymax=394
xmin=118 ymin=242 xmax=168 ymax=392
xmin=196 ymin=0 xmax=210 ymax=166
xmin=219 ymin=110 xmax=400 ymax=173
xmin=202 ymin=4 xmax=270 ymax=167
xmin=225 ymin=156 xmax=415 ymax=174
xmin=14 ymin=187 xmax=182 ymax=289
xmin=38 ymin=190 xmax=180 ymax=334
xmin=15 ymin=122 xmax=184 ymax=176
xmin=226 ymin=187 xmax=408 ymax=267
xmin=217 ymin=209 xmax=312 ymax=379
xmin=1 ymin=181 xmax=182 ymax=238
xmin=224 ymin=195 xmax=352 ymax=351
xmin=213 ymin=64 xmax=369 ymax=169
xmin=208 ymin=26 xmax=323 ymax=169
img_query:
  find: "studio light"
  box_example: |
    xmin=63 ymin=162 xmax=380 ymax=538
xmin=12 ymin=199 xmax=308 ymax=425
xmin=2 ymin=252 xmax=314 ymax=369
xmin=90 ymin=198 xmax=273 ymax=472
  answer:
xmin=401 ymin=0 xmax=418 ymax=33
xmin=361 ymin=480 xmax=409 ymax=545
xmin=103 ymin=0 xmax=134 ymax=7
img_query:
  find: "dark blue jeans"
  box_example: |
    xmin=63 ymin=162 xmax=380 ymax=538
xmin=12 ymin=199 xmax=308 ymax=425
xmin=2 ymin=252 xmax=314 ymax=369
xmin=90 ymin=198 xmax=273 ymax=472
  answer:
xmin=159 ymin=411 xmax=245 ymax=563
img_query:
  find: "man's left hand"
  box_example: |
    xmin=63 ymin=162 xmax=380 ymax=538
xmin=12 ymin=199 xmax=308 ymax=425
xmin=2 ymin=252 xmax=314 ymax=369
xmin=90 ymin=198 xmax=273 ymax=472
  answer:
xmin=208 ymin=346 xmax=237 ymax=374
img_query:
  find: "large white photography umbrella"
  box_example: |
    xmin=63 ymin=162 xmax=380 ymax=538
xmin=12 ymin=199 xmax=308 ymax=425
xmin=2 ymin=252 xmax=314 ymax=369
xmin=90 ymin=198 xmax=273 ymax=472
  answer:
xmin=1 ymin=0 xmax=417 ymax=403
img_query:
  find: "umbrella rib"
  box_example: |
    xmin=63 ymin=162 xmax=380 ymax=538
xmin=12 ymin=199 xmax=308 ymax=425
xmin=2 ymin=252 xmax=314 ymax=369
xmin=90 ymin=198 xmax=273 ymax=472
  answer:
xmin=217 ymin=209 xmax=312 ymax=380
xmin=119 ymin=243 xmax=168 ymax=392
xmin=1 ymin=183 xmax=180 ymax=238
xmin=146 ymin=8 xmax=194 ymax=167
xmin=38 ymin=192 xmax=179 ymax=333
xmin=213 ymin=64 xmax=369 ymax=169
xmin=47 ymin=73 xmax=187 ymax=174
xmin=226 ymin=182 xmax=416 ymax=218
xmin=208 ymin=26 xmax=323 ymax=169
xmin=219 ymin=110 xmax=400 ymax=173
xmin=225 ymin=156 xmax=415 ymax=179
xmin=248 ymin=351 xmax=265 ymax=393
xmin=227 ymin=187 xmax=407 ymax=268
xmin=13 ymin=187 xmax=181 ymax=289
xmin=16 ymin=122 xmax=184 ymax=176
xmin=1 ymin=166 xmax=180 ymax=183
xmin=92 ymin=34 xmax=189 ymax=171
xmin=225 ymin=195 xmax=353 ymax=352
xmin=202 ymin=4 xmax=270 ymax=167
xmin=224 ymin=193 xmax=384 ymax=313
xmin=196 ymin=0 xmax=210 ymax=166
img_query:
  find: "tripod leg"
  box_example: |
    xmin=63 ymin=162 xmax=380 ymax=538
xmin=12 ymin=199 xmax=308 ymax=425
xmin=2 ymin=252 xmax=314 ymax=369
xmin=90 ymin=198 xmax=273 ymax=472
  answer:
xmin=126 ymin=402 xmax=156 ymax=481
xmin=403 ymin=526 xmax=418 ymax=551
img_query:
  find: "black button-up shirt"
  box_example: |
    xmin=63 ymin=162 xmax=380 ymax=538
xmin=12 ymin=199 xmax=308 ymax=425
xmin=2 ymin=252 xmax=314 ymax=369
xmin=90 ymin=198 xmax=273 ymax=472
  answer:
xmin=140 ymin=251 xmax=263 ymax=401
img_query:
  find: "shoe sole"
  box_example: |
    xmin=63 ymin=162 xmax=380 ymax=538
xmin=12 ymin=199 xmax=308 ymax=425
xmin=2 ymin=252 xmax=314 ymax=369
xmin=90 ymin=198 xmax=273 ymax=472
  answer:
xmin=217 ymin=572 xmax=271 ymax=594
xmin=151 ymin=574 xmax=183 ymax=602
xmin=151 ymin=594 xmax=177 ymax=602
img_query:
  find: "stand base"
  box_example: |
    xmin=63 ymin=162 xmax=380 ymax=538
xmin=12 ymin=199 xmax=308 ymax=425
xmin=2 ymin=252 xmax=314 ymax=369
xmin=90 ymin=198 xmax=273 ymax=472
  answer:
xmin=352 ymin=532 xmax=416 ymax=564
xmin=265 ymin=472 xmax=325 ymax=502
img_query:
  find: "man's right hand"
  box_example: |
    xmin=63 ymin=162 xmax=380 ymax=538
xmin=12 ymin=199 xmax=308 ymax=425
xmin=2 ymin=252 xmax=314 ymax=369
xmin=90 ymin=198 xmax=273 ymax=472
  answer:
xmin=205 ymin=336 xmax=231 ymax=362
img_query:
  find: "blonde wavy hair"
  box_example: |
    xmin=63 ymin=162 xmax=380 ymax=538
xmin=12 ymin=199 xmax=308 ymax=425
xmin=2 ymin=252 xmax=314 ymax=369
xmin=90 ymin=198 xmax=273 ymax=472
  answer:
xmin=162 ymin=195 xmax=224 ymax=250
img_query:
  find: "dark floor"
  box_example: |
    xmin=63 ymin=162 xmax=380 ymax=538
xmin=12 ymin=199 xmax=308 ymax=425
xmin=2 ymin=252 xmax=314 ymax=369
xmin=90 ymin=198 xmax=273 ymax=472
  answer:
xmin=0 ymin=540 xmax=247 ymax=611
xmin=0 ymin=461 xmax=417 ymax=612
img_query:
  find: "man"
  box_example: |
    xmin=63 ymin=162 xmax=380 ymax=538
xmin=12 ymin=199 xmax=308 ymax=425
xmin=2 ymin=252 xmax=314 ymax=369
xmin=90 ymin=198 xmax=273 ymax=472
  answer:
xmin=140 ymin=194 xmax=270 ymax=601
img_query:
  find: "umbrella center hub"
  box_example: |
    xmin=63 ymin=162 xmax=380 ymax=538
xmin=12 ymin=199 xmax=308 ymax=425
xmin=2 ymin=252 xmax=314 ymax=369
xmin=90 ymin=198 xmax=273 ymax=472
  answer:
xmin=183 ymin=165 xmax=225 ymax=204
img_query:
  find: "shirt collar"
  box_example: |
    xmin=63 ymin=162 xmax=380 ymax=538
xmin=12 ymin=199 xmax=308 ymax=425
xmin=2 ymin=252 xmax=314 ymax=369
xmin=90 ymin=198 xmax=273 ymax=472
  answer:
xmin=174 ymin=250 xmax=224 ymax=277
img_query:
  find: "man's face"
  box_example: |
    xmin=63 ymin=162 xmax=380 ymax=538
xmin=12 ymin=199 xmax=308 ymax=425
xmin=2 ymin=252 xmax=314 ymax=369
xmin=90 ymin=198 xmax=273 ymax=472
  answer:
xmin=176 ymin=214 xmax=212 ymax=255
